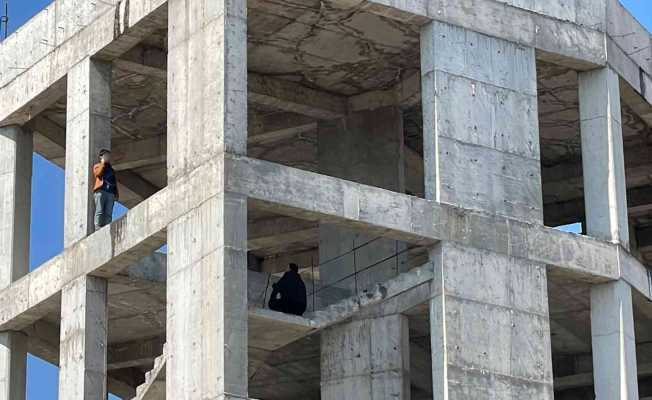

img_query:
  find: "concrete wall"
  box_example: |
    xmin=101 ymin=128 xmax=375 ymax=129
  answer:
xmin=318 ymin=106 xmax=408 ymax=305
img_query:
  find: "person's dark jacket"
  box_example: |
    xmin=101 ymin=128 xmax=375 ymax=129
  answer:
xmin=269 ymin=270 xmax=307 ymax=316
xmin=93 ymin=162 xmax=119 ymax=198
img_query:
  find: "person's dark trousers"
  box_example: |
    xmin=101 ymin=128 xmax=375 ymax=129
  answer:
xmin=94 ymin=190 xmax=115 ymax=230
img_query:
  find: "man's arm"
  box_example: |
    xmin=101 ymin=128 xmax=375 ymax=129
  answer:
xmin=93 ymin=162 xmax=105 ymax=178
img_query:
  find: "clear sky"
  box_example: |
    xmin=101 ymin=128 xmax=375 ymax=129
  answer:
xmin=2 ymin=0 xmax=652 ymax=399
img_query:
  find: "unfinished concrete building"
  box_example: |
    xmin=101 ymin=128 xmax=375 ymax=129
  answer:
xmin=1 ymin=0 xmax=652 ymax=399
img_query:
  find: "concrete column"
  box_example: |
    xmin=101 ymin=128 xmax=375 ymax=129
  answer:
xmin=0 ymin=125 xmax=32 ymax=400
xmin=321 ymin=314 xmax=410 ymax=400
xmin=590 ymin=280 xmax=639 ymax=399
xmin=420 ymin=21 xmax=543 ymax=222
xmin=63 ymin=57 xmax=112 ymax=245
xmin=421 ymin=21 xmax=553 ymax=399
xmin=58 ymin=276 xmax=108 ymax=400
xmin=166 ymin=1 xmax=248 ymax=399
xmin=317 ymin=106 xmax=407 ymax=305
xmin=579 ymin=67 xmax=629 ymax=248
xmin=579 ymin=68 xmax=638 ymax=400
xmin=59 ymin=57 xmax=111 ymax=400
xmin=430 ymin=243 xmax=553 ymax=399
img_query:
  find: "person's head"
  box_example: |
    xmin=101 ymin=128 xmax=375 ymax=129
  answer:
xmin=289 ymin=263 xmax=299 ymax=273
xmin=99 ymin=149 xmax=111 ymax=163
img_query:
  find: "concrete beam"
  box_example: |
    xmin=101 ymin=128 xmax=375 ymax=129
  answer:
xmin=248 ymin=73 xmax=347 ymax=120
xmin=248 ymin=123 xmax=317 ymax=146
xmin=345 ymin=0 xmax=606 ymax=67
xmin=544 ymin=185 xmax=652 ymax=228
xmin=226 ymin=155 xmax=438 ymax=246
xmin=1 ymin=155 xmax=651 ymax=335
xmin=113 ymin=48 xmax=347 ymax=122
xmin=0 ymin=1 xmax=167 ymax=127
xmin=554 ymin=363 xmax=652 ymax=391
xmin=248 ymin=217 xmax=318 ymax=251
xmin=28 ymin=116 xmax=163 ymax=206
xmin=107 ymin=336 xmax=165 ymax=371
xmin=347 ymin=73 xmax=421 ymax=111
xmin=260 ymin=249 xmax=318 ymax=274
xmin=542 ymin=145 xmax=652 ymax=184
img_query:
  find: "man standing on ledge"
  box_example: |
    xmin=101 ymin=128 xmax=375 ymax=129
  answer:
xmin=93 ymin=149 xmax=119 ymax=230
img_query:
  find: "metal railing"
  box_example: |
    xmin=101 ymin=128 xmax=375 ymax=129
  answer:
xmin=261 ymin=237 xmax=416 ymax=312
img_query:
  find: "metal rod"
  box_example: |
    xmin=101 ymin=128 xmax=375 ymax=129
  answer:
xmin=262 ymin=272 xmax=271 ymax=308
xmin=311 ymin=256 xmax=316 ymax=312
xmin=352 ymin=238 xmax=358 ymax=297
xmin=2 ymin=1 xmax=8 ymax=40
xmin=395 ymin=240 xmax=399 ymax=277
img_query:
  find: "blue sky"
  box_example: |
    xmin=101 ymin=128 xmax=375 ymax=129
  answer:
xmin=2 ymin=0 xmax=652 ymax=399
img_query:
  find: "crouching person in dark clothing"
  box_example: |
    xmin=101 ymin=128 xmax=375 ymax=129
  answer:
xmin=268 ymin=263 xmax=307 ymax=316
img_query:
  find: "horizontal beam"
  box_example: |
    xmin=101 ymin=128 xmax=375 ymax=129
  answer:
xmin=554 ymin=363 xmax=652 ymax=391
xmin=29 ymin=110 xmax=161 ymax=207
xmin=226 ymin=155 xmax=439 ymax=246
xmin=0 ymin=1 xmax=167 ymax=126
xmin=543 ymin=146 xmax=652 ymax=184
xmin=249 ymin=73 xmax=348 ymax=120
xmin=226 ymin=156 xmax=651 ymax=298
xmin=545 ymin=185 xmax=652 ymax=227
xmin=1 ymin=156 xmax=651 ymax=332
xmin=248 ymin=217 xmax=318 ymax=251
xmin=117 ymin=49 xmax=348 ymax=120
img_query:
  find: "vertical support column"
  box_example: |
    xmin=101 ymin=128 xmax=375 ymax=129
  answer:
xmin=579 ymin=67 xmax=639 ymax=400
xmin=591 ymin=280 xmax=638 ymax=399
xmin=420 ymin=21 xmax=553 ymax=399
xmin=0 ymin=125 xmax=32 ymax=400
xmin=579 ymin=67 xmax=629 ymax=248
xmin=317 ymin=106 xmax=407 ymax=305
xmin=59 ymin=57 xmax=111 ymax=400
xmin=64 ymin=58 xmax=112 ymax=244
xmin=58 ymin=276 xmax=108 ymax=400
xmin=321 ymin=314 xmax=410 ymax=400
xmin=166 ymin=1 xmax=248 ymax=399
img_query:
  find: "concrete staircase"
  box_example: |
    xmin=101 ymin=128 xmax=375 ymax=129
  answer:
xmin=131 ymin=344 xmax=167 ymax=400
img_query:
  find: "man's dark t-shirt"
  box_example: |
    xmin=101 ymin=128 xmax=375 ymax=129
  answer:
xmin=101 ymin=163 xmax=118 ymax=195
xmin=268 ymin=270 xmax=307 ymax=316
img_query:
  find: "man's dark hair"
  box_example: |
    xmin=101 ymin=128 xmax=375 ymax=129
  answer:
xmin=289 ymin=263 xmax=299 ymax=273
xmin=98 ymin=149 xmax=111 ymax=158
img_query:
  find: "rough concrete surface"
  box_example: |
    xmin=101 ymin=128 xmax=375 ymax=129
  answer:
xmin=0 ymin=0 xmax=651 ymax=399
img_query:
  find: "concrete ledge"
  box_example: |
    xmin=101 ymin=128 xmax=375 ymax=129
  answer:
xmin=226 ymin=156 xmax=650 ymax=298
